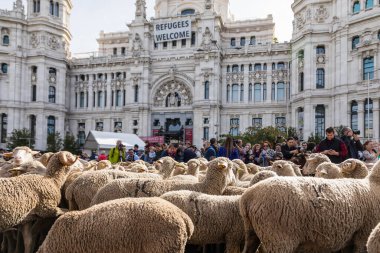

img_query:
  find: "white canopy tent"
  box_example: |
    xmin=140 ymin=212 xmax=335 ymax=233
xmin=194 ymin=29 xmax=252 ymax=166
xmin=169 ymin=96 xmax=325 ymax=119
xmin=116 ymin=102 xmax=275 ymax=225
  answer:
xmin=83 ymin=131 xmax=146 ymax=151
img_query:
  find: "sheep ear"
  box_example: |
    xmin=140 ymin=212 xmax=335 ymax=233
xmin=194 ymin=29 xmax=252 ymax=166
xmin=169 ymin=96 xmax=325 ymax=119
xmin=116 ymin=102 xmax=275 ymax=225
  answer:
xmin=31 ymin=151 xmax=40 ymax=156
xmin=58 ymin=152 xmax=78 ymax=166
xmin=269 ymin=161 xmax=274 ymax=165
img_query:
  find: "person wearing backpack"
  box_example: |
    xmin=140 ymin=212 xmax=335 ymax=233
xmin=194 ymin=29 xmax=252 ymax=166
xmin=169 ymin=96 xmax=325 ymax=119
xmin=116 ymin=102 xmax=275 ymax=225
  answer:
xmin=108 ymin=140 xmax=126 ymax=164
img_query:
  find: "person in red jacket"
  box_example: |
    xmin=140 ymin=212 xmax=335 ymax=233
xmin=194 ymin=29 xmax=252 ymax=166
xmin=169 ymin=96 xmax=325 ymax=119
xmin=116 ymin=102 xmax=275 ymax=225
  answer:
xmin=98 ymin=150 xmax=108 ymax=161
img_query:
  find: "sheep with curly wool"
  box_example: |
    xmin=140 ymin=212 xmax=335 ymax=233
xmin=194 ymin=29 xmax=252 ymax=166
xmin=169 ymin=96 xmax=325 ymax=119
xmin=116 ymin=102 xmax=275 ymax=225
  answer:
xmin=161 ymin=190 xmax=243 ymax=253
xmin=154 ymin=156 xmax=179 ymax=178
xmin=367 ymin=222 xmax=380 ymax=253
xmin=233 ymin=159 xmax=254 ymax=182
xmin=249 ymin=170 xmax=278 ymax=186
xmin=91 ymin=157 xmax=236 ymax=205
xmin=302 ymin=153 xmax=331 ymax=176
xmin=223 ymin=186 xmax=247 ymax=196
xmin=7 ymin=160 xmax=47 ymax=177
xmin=0 ymin=147 xmax=41 ymax=178
xmin=170 ymin=159 xmax=201 ymax=182
xmin=315 ymin=159 xmax=368 ymax=180
xmin=65 ymin=169 xmax=162 ymax=210
xmin=270 ymin=160 xmax=302 ymax=177
xmin=239 ymin=159 xmax=380 ymax=253
xmin=36 ymin=197 xmax=194 ymax=253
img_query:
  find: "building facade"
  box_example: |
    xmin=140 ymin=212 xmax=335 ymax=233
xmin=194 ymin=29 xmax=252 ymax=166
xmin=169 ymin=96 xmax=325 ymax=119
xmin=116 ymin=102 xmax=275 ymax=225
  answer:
xmin=0 ymin=0 xmax=379 ymax=150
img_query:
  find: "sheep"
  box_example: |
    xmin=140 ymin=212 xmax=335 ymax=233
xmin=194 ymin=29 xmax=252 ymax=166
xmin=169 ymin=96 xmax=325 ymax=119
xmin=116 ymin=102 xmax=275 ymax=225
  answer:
xmin=367 ymin=222 xmax=380 ymax=253
xmin=223 ymin=186 xmax=247 ymax=196
xmin=0 ymin=147 xmax=40 ymax=177
xmin=315 ymin=162 xmax=343 ymax=179
xmin=233 ymin=159 xmax=254 ymax=181
xmin=91 ymin=157 xmax=236 ymax=205
xmin=239 ymin=159 xmax=380 ymax=253
xmin=170 ymin=159 xmax=201 ymax=182
xmin=249 ymin=170 xmax=278 ymax=186
xmin=7 ymin=160 xmax=47 ymax=177
xmin=302 ymin=153 xmax=330 ymax=176
xmin=246 ymin=163 xmax=260 ymax=175
xmin=315 ymin=159 xmax=369 ymax=180
xmin=154 ymin=156 xmax=179 ymax=178
xmin=37 ymin=152 xmax=54 ymax=167
xmin=36 ymin=198 xmax=194 ymax=253
xmin=65 ymin=169 xmax=162 ymax=210
xmin=270 ymin=160 xmax=302 ymax=177
xmin=161 ymin=190 xmax=243 ymax=253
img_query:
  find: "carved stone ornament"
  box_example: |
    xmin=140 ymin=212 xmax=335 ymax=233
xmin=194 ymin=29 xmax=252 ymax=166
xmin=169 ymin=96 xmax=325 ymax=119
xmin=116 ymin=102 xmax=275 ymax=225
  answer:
xmin=13 ymin=0 xmax=24 ymax=13
xmin=296 ymin=12 xmax=306 ymax=30
xmin=30 ymin=33 xmax=39 ymax=48
xmin=48 ymin=36 xmax=60 ymax=50
xmin=154 ymin=81 xmax=193 ymax=107
xmin=317 ymin=55 xmax=325 ymax=64
xmin=132 ymin=33 xmax=143 ymax=57
xmin=201 ymin=27 xmax=213 ymax=50
xmin=205 ymin=0 xmax=212 ymax=10
xmin=135 ymin=0 xmax=146 ymax=19
xmin=315 ymin=5 xmax=329 ymax=23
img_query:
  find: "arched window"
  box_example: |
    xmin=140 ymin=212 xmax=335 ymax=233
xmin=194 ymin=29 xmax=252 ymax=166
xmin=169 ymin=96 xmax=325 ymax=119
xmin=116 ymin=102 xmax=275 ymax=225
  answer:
xmin=277 ymin=82 xmax=285 ymax=101
xmin=352 ymin=36 xmax=360 ymax=49
xmin=315 ymin=105 xmax=325 ymax=138
xmin=33 ymin=0 xmax=40 ymax=13
xmin=363 ymin=57 xmax=374 ymax=80
xmin=227 ymin=84 xmax=230 ymax=102
xmin=47 ymin=116 xmax=55 ymax=135
xmin=353 ymin=1 xmax=360 ymax=13
xmin=79 ymin=92 xmax=84 ymax=108
xmin=2 ymin=35 xmax=9 ymax=46
xmin=230 ymin=38 xmax=236 ymax=47
xmin=351 ymin=101 xmax=358 ymax=131
xmin=299 ymin=72 xmax=304 ymax=92
xmin=254 ymin=63 xmax=262 ymax=71
xmin=365 ymin=0 xmax=373 ymax=9
xmin=97 ymin=91 xmax=103 ymax=107
xmin=249 ymin=36 xmax=256 ymax=45
xmin=29 ymin=115 xmax=36 ymax=138
xmin=316 ymin=68 xmax=325 ymax=89
xmin=316 ymin=45 xmax=325 ymax=54
xmin=263 ymin=64 xmax=267 ymax=70
xmin=298 ymin=50 xmax=304 ymax=60
xmin=277 ymin=62 xmax=285 ymax=70
xmin=240 ymin=84 xmax=244 ymax=102
xmin=49 ymin=1 xmax=54 ymax=15
xmin=240 ymin=37 xmax=246 ymax=46
xmin=231 ymin=84 xmax=239 ymax=102
xmin=134 ymin=85 xmax=139 ymax=103
xmin=232 ymin=64 xmax=239 ymax=72
xmin=378 ymin=30 xmax=380 ymax=40
xmin=230 ymin=118 xmax=240 ymax=136
xmin=48 ymin=86 xmax=56 ymax=103
xmin=254 ymin=83 xmax=261 ymax=102
xmin=55 ymin=2 xmax=59 ymax=17
xmin=249 ymin=64 xmax=252 ymax=72
xmin=263 ymin=83 xmax=267 ymax=101
xmin=116 ymin=90 xmax=122 ymax=106
xmin=364 ymin=99 xmax=373 ymax=138
xmin=271 ymin=83 xmax=276 ymax=101
xmin=1 ymin=63 xmax=8 ymax=74
xmin=248 ymin=83 xmax=253 ymax=102
xmin=272 ymin=63 xmax=276 ymax=70
xmin=240 ymin=65 xmax=244 ymax=72
xmin=1 ymin=113 xmax=7 ymax=143
xmin=181 ymin=9 xmax=195 ymax=15
xmin=227 ymin=65 xmax=230 ymax=73
xmin=204 ymin=81 xmax=209 ymax=100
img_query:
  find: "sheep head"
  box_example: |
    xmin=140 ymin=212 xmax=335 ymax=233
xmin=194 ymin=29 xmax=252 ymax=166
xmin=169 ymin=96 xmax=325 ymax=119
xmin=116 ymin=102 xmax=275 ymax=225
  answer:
xmin=156 ymin=157 xmax=177 ymax=178
xmin=38 ymin=152 xmax=54 ymax=167
xmin=340 ymin=159 xmax=368 ymax=179
xmin=302 ymin=153 xmax=330 ymax=175
xmin=8 ymin=161 xmax=47 ymax=177
xmin=271 ymin=160 xmax=297 ymax=177
xmin=315 ymin=162 xmax=343 ymax=179
xmin=12 ymin=146 xmax=35 ymax=166
xmin=250 ymin=170 xmax=278 ymax=186
xmin=246 ymin=163 xmax=260 ymax=175
xmin=210 ymin=157 xmax=236 ymax=186
xmin=97 ymin=160 xmax=112 ymax=170
xmin=172 ymin=163 xmax=187 ymax=176
xmin=198 ymin=158 xmax=209 ymax=171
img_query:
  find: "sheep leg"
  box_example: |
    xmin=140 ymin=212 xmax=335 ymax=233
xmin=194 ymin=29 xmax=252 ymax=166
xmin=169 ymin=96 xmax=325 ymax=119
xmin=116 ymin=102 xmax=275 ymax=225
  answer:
xmin=14 ymin=228 xmax=24 ymax=253
xmin=225 ymin=236 xmax=242 ymax=253
xmin=242 ymin=218 xmax=260 ymax=253
xmin=19 ymin=221 xmax=34 ymax=253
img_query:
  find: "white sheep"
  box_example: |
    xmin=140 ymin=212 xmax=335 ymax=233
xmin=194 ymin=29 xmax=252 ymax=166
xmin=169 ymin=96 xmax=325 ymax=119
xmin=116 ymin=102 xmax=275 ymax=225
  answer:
xmin=161 ymin=190 xmax=243 ymax=253
xmin=367 ymin=222 xmax=380 ymax=253
xmin=239 ymin=159 xmax=380 ymax=253
xmin=315 ymin=159 xmax=368 ymax=179
xmin=302 ymin=153 xmax=331 ymax=176
xmin=36 ymin=198 xmax=194 ymax=253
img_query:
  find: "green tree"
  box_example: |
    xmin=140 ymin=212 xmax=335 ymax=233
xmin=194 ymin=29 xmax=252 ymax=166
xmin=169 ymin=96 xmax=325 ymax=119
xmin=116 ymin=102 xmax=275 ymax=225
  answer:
xmin=334 ymin=125 xmax=346 ymax=137
xmin=46 ymin=132 xmax=63 ymax=152
xmin=307 ymin=132 xmax=323 ymax=146
xmin=63 ymin=133 xmax=79 ymax=154
xmin=7 ymin=128 xmax=35 ymax=150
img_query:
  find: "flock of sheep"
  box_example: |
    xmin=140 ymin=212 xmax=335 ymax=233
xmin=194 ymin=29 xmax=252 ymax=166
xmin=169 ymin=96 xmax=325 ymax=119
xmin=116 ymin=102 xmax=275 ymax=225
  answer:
xmin=0 ymin=146 xmax=380 ymax=253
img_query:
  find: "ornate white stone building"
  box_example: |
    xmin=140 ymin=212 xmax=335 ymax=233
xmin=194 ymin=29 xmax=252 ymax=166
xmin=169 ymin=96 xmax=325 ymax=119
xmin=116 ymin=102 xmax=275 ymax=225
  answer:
xmin=0 ymin=0 xmax=379 ymax=150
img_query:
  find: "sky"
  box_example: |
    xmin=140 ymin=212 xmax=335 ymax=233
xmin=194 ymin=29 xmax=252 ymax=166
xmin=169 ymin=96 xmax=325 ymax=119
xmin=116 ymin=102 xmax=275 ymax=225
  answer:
xmin=1 ymin=0 xmax=294 ymax=54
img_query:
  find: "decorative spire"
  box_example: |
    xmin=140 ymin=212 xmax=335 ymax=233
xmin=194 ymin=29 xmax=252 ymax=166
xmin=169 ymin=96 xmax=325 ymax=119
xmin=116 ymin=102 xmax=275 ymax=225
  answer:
xmin=135 ymin=0 xmax=147 ymax=21
xmin=13 ymin=0 xmax=24 ymax=13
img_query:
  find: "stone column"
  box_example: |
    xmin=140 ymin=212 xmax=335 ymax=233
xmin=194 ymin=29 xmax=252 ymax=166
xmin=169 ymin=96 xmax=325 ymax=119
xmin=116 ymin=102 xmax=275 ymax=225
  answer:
xmin=358 ymin=100 xmax=365 ymax=137
xmin=267 ymin=63 xmax=272 ymax=102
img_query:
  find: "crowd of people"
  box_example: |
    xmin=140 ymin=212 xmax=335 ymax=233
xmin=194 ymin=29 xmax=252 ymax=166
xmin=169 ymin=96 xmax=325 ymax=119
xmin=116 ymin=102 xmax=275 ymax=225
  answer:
xmin=90 ymin=126 xmax=379 ymax=169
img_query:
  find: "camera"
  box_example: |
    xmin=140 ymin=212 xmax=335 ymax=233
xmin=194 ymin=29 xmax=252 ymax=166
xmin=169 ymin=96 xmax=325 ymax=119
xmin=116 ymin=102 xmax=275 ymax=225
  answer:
xmin=353 ymin=130 xmax=360 ymax=135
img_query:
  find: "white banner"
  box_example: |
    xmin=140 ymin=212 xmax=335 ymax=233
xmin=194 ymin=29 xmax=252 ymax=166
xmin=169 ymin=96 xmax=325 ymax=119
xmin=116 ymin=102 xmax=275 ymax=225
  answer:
xmin=154 ymin=19 xmax=192 ymax=43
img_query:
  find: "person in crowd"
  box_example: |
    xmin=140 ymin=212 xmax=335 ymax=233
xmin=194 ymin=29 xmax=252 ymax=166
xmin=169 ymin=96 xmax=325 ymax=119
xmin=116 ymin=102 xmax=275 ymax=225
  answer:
xmin=315 ymin=127 xmax=347 ymax=164
xmin=259 ymin=141 xmax=275 ymax=166
xmin=235 ymin=139 xmax=246 ymax=162
xmin=204 ymin=141 xmax=217 ymax=161
xmin=126 ymin=148 xmax=140 ymax=162
xmin=300 ymin=142 xmax=308 ymax=153
xmin=183 ymin=145 xmax=197 ymax=163
xmin=194 ymin=145 xmax=202 ymax=158
xmin=273 ymin=143 xmax=284 ymax=160
xmin=353 ymin=130 xmax=364 ymax=159
xmin=161 ymin=143 xmax=182 ymax=162
xmin=154 ymin=144 xmax=163 ymax=158
xmin=89 ymin=150 xmax=98 ymax=160
xmin=144 ymin=146 xmax=157 ymax=164
xmin=108 ymin=140 xmax=126 ymax=164
xmin=218 ymin=136 xmax=239 ymax=160
xmin=250 ymin=144 xmax=262 ymax=165
xmin=133 ymin=144 xmax=139 ymax=156
xmin=281 ymin=137 xmax=300 ymax=160
xmin=362 ymin=140 xmax=379 ymax=170
xmin=210 ymin=138 xmax=219 ymax=156
xmin=245 ymin=143 xmax=254 ymax=164
xmin=98 ymin=150 xmax=107 ymax=161
xmin=340 ymin=127 xmax=360 ymax=159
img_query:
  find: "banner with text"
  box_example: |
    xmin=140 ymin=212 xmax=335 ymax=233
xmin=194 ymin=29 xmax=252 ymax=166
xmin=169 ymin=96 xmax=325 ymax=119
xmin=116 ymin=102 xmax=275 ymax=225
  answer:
xmin=154 ymin=19 xmax=192 ymax=43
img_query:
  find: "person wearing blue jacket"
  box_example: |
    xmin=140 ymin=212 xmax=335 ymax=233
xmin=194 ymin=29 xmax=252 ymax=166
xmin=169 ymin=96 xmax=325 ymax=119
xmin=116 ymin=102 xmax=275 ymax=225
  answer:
xmin=218 ymin=136 xmax=239 ymax=160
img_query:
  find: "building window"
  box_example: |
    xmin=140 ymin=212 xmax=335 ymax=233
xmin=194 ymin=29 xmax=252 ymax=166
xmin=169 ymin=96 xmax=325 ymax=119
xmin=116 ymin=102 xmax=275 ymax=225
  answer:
xmin=79 ymin=92 xmax=84 ymax=108
xmin=252 ymin=118 xmax=262 ymax=129
xmin=230 ymin=118 xmax=239 ymax=136
xmin=240 ymin=65 xmax=244 ymax=72
xmin=204 ymin=81 xmax=209 ymax=100
xmin=352 ymin=36 xmax=360 ymax=49
xmin=275 ymin=117 xmax=286 ymax=133
xmin=364 ymin=99 xmax=373 ymax=138
xmin=272 ymin=63 xmax=276 ymax=70
xmin=353 ymin=1 xmax=360 ymax=13
xmin=96 ymin=122 xmax=104 ymax=132
xmin=116 ymin=90 xmax=122 ymax=106
xmin=123 ymin=90 xmax=126 ymax=106
xmin=263 ymin=83 xmax=267 ymax=101
xmin=271 ymin=83 xmax=276 ymax=101
xmin=316 ymin=45 xmax=325 ymax=54
xmin=113 ymin=48 xmax=117 ymax=55
xmin=121 ymin=47 xmax=126 ymax=55
xmin=33 ymin=0 xmax=41 ymax=13
xmin=315 ymin=105 xmax=325 ymax=138
xmin=2 ymin=35 xmax=9 ymax=46
xmin=1 ymin=63 xmax=8 ymax=74
xmin=230 ymin=38 xmax=236 ymax=47
xmin=134 ymin=85 xmax=139 ymax=102
xmin=363 ymin=57 xmax=374 ymax=80
xmin=254 ymin=83 xmax=261 ymax=102
xmin=365 ymin=0 xmax=373 ymax=9
xmin=1 ymin=113 xmax=7 ymax=143
xmin=351 ymin=101 xmax=358 ymax=131
xmin=254 ymin=63 xmax=262 ymax=71
xmin=104 ymin=91 xmax=107 ymax=107
xmin=240 ymin=37 xmax=246 ymax=46
xmin=248 ymin=83 xmax=252 ymax=102
xmin=203 ymin=127 xmax=209 ymax=141
xmin=49 ymin=1 xmax=54 ymax=15
xmin=240 ymin=84 xmax=244 ymax=102
xmin=231 ymin=84 xmax=239 ymax=103
xmin=30 ymin=115 xmax=36 ymax=139
xmin=93 ymin=92 xmax=96 ymax=107
xmin=232 ymin=64 xmax=239 ymax=72
xmin=277 ymin=82 xmax=285 ymax=101
xmin=55 ymin=2 xmax=59 ymax=17
xmin=172 ymin=40 xmax=177 ymax=48
xmin=298 ymin=50 xmax=304 ymax=60
xmin=78 ymin=123 xmax=85 ymax=147
xmin=181 ymin=39 xmax=186 ymax=47
xmin=97 ymin=91 xmax=103 ymax=107
xmin=31 ymin=85 xmax=37 ymax=101
xmin=48 ymin=86 xmax=56 ymax=103
xmin=227 ymin=85 xmax=230 ymax=102
xmin=163 ymin=42 xmax=168 ymax=49
xmin=316 ymin=68 xmax=325 ymax=89
xmin=47 ymin=116 xmax=55 ymax=135
xmin=263 ymin=63 xmax=267 ymax=70
xmin=299 ymin=72 xmax=304 ymax=92
xmin=133 ymin=129 xmax=138 ymax=135
xmin=277 ymin=62 xmax=285 ymax=70
xmin=249 ymin=64 xmax=252 ymax=72
xmin=227 ymin=65 xmax=230 ymax=72
xmin=191 ymin=32 xmax=196 ymax=46
xmin=114 ymin=122 xmax=122 ymax=133
xmin=181 ymin=9 xmax=195 ymax=15
xmin=86 ymin=92 xmax=89 ymax=107
xmin=378 ymin=30 xmax=380 ymax=40
xmin=249 ymin=36 xmax=256 ymax=45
